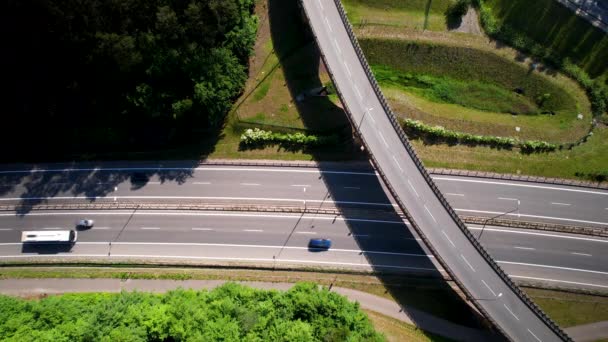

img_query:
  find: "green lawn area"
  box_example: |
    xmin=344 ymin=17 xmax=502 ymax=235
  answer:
xmin=411 ymin=125 xmax=608 ymax=180
xmin=343 ymin=0 xmax=452 ymax=31
xmin=359 ymin=38 xmax=590 ymax=143
xmin=525 ymin=288 xmax=608 ymax=327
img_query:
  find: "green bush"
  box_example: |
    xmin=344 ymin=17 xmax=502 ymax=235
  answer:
xmin=446 ymin=0 xmax=471 ymax=23
xmin=402 ymin=118 xmax=558 ymax=152
xmin=0 ymin=283 xmax=384 ymax=342
xmin=240 ymin=128 xmax=339 ymax=148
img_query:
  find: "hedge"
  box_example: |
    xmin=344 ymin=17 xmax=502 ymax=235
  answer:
xmin=402 ymin=118 xmax=559 ymax=152
xmin=240 ymin=128 xmax=339 ymax=147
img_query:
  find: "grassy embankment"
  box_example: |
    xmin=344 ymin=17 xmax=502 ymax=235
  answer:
xmin=485 ymin=0 xmax=608 ymax=82
xmin=360 ymin=39 xmax=589 ymax=143
xmin=343 ymin=0 xmax=452 ymax=31
xmin=339 ymin=0 xmax=607 ymax=180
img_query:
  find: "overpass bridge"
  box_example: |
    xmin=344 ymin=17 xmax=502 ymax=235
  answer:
xmin=299 ymin=0 xmax=571 ymax=340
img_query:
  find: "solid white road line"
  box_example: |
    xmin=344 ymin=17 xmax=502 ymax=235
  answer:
xmin=481 ymin=279 xmax=497 ymax=296
xmin=92 ymin=227 xmax=111 ymax=230
xmin=424 ymin=205 xmax=437 ymax=223
xmin=333 ymin=39 xmax=342 ymax=54
xmin=571 ymin=252 xmax=592 ymax=257
xmin=316 ymin=0 xmax=324 ymax=10
xmin=0 ymin=211 xmax=406 ymax=225
xmin=551 ymin=202 xmax=570 ymax=206
xmin=0 ymin=167 xmax=379 ymax=176
xmin=527 ymin=329 xmax=542 ymax=342
xmin=503 ymin=304 xmax=520 ymax=321
xmin=192 ymin=228 xmax=213 ymax=231
xmin=140 ymin=227 xmax=160 ymax=230
xmin=243 ymin=229 xmax=263 ymax=232
xmin=433 ymin=176 xmax=608 ymax=196
xmin=510 ymin=275 xmax=608 ymax=289
xmin=441 ymin=230 xmax=456 ymax=248
xmin=0 ymin=196 xmax=396 ymax=208
xmin=108 ymin=242 xmax=434 ymax=258
xmin=498 ymin=260 xmax=608 ymax=275
xmin=193 ymin=182 xmax=211 ymax=185
xmin=42 ymin=227 xmax=61 ymax=230
xmin=147 ymin=182 xmax=161 ymax=185
xmin=291 ymin=184 xmax=310 ymax=187
xmin=514 ymin=246 xmax=535 ymax=251
xmin=296 ymin=231 xmax=316 ymax=235
xmin=446 ymin=193 xmax=465 ymax=197
xmin=460 ymin=254 xmax=475 ymax=272
xmin=467 ymin=226 xmax=608 ymax=243
xmin=240 ymin=183 xmax=260 ymax=186
xmin=456 ymin=208 xmax=608 ymax=226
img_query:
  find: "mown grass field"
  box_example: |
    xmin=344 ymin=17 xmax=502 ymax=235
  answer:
xmin=343 ymin=0 xmax=451 ymax=31
xmin=486 ymin=0 xmax=608 ymax=81
xmin=359 ymin=38 xmax=590 ymax=143
xmin=525 ymin=288 xmax=608 ymax=327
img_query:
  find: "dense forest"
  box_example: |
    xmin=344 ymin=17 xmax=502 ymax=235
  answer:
xmin=0 ymin=283 xmax=384 ymax=341
xmin=1 ymin=0 xmax=257 ymax=157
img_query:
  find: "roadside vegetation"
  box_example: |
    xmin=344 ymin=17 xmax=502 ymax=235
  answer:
xmin=341 ymin=0 xmax=607 ymax=181
xmin=2 ymin=267 xmax=607 ymax=330
xmin=3 ymin=0 xmax=257 ymax=162
xmin=0 ymin=282 xmax=384 ymax=341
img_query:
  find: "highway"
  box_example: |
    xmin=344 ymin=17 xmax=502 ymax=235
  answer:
xmin=0 ymin=164 xmax=606 ymax=228
xmin=301 ymin=0 xmax=572 ymax=340
xmin=0 ymin=210 xmax=606 ymax=292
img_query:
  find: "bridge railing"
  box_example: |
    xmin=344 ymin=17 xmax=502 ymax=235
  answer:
xmin=305 ymin=1 xmax=571 ymax=340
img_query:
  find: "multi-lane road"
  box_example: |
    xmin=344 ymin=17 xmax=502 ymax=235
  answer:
xmin=1 ymin=164 xmax=606 ymax=228
xmin=302 ymin=0 xmax=588 ymax=339
xmin=0 ymin=163 xmax=606 ymax=293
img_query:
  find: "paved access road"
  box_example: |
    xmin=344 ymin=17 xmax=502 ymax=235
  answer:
xmin=302 ymin=0 xmax=570 ymax=340
xmin=0 ymin=210 xmax=606 ymax=291
xmin=0 ymin=163 xmax=606 ymax=228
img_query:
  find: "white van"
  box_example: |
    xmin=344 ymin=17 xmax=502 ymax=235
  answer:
xmin=21 ymin=230 xmax=77 ymax=244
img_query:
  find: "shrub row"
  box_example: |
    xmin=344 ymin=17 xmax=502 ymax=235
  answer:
xmin=473 ymin=0 xmax=608 ymax=116
xmin=402 ymin=118 xmax=559 ymax=152
xmin=240 ymin=128 xmax=339 ymax=147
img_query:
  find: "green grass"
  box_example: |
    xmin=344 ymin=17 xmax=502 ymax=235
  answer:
xmin=411 ymin=125 xmax=608 ymax=180
xmin=360 ymin=38 xmax=578 ymax=112
xmin=525 ymin=288 xmax=608 ymax=327
xmin=374 ymin=66 xmax=539 ymax=114
xmin=365 ymin=310 xmax=455 ymax=342
xmin=486 ymin=0 xmax=608 ymax=79
xmin=343 ymin=0 xmax=452 ymax=31
xmin=360 ymin=38 xmax=590 ymax=143
xmin=252 ymin=79 xmax=271 ymax=101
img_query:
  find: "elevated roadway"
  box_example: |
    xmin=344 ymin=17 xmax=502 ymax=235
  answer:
xmin=300 ymin=0 xmax=570 ymax=340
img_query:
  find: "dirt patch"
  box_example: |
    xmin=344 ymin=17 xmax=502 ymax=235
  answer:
xmin=451 ymin=7 xmax=482 ymax=35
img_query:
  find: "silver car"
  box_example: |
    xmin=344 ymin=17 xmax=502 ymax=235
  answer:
xmin=77 ymin=219 xmax=94 ymax=229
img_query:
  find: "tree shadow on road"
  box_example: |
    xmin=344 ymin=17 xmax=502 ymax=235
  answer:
xmin=268 ymin=0 xmax=502 ymax=339
xmin=0 ymin=161 xmax=198 ymax=215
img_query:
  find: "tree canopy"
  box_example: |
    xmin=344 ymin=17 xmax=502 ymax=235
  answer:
xmin=1 ymin=0 xmax=257 ymax=154
xmin=0 ymin=282 xmax=384 ymax=341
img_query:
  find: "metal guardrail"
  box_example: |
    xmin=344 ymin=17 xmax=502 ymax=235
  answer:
xmin=319 ymin=0 xmax=572 ymax=340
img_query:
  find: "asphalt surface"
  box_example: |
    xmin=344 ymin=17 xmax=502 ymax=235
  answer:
xmin=302 ymin=0 xmax=571 ymax=340
xmin=0 ymin=210 xmax=606 ymax=292
xmin=0 ymin=164 xmax=606 ymax=228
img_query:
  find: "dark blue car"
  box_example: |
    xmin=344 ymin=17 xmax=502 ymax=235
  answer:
xmin=308 ymin=238 xmax=332 ymax=250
